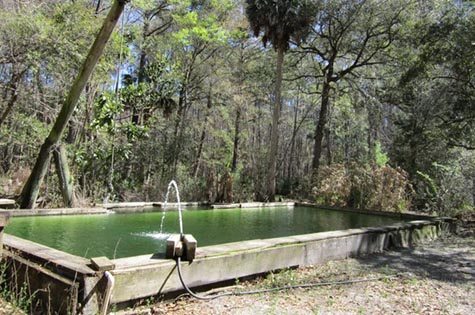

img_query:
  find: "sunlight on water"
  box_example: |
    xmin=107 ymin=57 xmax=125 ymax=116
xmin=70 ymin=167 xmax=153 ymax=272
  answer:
xmin=133 ymin=231 xmax=170 ymax=240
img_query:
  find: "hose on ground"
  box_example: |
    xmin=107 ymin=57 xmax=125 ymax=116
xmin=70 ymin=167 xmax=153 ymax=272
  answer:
xmin=175 ymin=256 xmax=401 ymax=301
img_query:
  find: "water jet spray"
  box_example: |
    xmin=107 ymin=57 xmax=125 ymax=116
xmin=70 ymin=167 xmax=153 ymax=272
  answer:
xmin=162 ymin=180 xmax=197 ymax=262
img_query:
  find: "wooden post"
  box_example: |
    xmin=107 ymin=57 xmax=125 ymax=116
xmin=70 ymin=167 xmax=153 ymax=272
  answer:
xmin=53 ymin=144 xmax=75 ymax=207
xmin=0 ymin=214 xmax=10 ymax=257
xmin=90 ymin=257 xmax=115 ymax=272
xmin=165 ymin=234 xmax=196 ymax=262
xmin=165 ymin=234 xmax=181 ymax=259
xmin=183 ymin=234 xmax=197 ymax=262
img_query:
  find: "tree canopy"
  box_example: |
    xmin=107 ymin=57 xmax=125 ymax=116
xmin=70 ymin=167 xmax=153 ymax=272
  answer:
xmin=0 ymin=0 xmax=473 ymax=215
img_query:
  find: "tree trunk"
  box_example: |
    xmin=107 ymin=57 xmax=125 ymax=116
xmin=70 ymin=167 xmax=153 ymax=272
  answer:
xmin=35 ymin=69 xmax=50 ymax=124
xmin=53 ymin=144 xmax=75 ymax=207
xmin=106 ymin=141 xmax=115 ymax=203
xmin=344 ymin=119 xmax=350 ymax=163
xmin=137 ymin=20 xmax=149 ymax=85
xmin=311 ymin=79 xmax=331 ymax=181
xmin=132 ymin=16 xmax=150 ymax=125
xmin=286 ymin=95 xmax=299 ymax=183
xmin=0 ymin=69 xmax=23 ymax=128
xmin=367 ymin=104 xmax=380 ymax=164
xmin=231 ymin=43 xmax=245 ymax=174
xmin=193 ymin=87 xmax=212 ymax=178
xmin=19 ymin=0 xmax=127 ymax=209
xmin=231 ymin=107 xmax=241 ymax=173
xmin=472 ymin=177 xmax=475 ymax=207
xmin=266 ymin=46 xmax=285 ymax=201
xmin=325 ymin=127 xmax=332 ymax=166
xmin=169 ymin=86 xmax=187 ymax=178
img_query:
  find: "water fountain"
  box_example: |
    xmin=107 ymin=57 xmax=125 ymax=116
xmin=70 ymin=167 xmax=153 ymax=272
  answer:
xmin=159 ymin=180 xmax=183 ymax=235
xmin=161 ymin=180 xmax=196 ymax=262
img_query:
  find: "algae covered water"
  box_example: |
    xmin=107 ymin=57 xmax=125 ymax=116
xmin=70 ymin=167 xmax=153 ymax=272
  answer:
xmin=5 ymin=207 xmax=402 ymax=259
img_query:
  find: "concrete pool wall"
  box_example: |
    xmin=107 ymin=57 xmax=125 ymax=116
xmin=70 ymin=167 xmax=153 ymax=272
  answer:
xmin=0 ymin=203 xmax=455 ymax=314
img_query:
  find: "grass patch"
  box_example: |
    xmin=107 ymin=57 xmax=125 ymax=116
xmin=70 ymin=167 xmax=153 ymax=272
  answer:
xmin=0 ymin=261 xmax=34 ymax=313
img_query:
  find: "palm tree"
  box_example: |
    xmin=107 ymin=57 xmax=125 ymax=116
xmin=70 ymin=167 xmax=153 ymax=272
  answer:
xmin=245 ymin=0 xmax=315 ymax=201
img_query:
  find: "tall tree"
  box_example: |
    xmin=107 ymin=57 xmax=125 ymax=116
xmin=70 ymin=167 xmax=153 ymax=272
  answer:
xmin=19 ymin=0 xmax=129 ymax=208
xmin=299 ymin=0 xmax=402 ymax=181
xmin=388 ymin=0 xmax=475 ymax=211
xmin=245 ymin=0 xmax=315 ymax=201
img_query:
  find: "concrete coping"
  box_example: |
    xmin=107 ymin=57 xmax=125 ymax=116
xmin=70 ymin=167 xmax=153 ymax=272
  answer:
xmin=106 ymin=201 xmax=296 ymax=211
xmin=239 ymin=202 xmax=295 ymax=208
xmin=103 ymin=202 xmax=157 ymax=209
xmin=211 ymin=203 xmax=241 ymax=209
xmin=153 ymin=202 xmax=205 ymax=208
xmin=0 ymin=198 xmax=15 ymax=209
xmin=297 ymin=202 xmax=436 ymax=220
xmin=111 ymin=217 xmax=451 ymax=271
xmin=0 ymin=201 xmax=295 ymax=217
xmin=195 ymin=220 xmax=442 ymax=257
xmin=0 ymin=207 xmax=107 ymax=217
xmin=3 ymin=234 xmax=96 ymax=276
xmin=0 ymin=213 xmax=9 ymax=227
xmin=0 ymin=201 xmax=435 ymax=220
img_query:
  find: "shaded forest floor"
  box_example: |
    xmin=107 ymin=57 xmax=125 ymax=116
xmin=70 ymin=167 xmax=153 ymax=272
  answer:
xmin=124 ymin=226 xmax=474 ymax=315
xmin=0 ymin=223 xmax=473 ymax=314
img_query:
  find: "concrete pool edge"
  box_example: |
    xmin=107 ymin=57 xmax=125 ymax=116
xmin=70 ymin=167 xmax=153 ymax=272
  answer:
xmin=0 ymin=201 xmax=294 ymax=216
xmin=2 ymin=234 xmax=102 ymax=314
xmin=0 ymin=204 xmax=455 ymax=314
xmin=108 ymin=217 xmax=454 ymax=304
xmin=0 ymin=201 xmax=428 ymax=218
xmin=0 ymin=207 xmax=108 ymax=217
xmin=295 ymin=202 xmax=435 ymax=220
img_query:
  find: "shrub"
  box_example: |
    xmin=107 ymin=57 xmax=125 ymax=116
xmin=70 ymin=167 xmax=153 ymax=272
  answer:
xmin=314 ymin=163 xmax=413 ymax=212
xmin=415 ymin=159 xmax=475 ymax=216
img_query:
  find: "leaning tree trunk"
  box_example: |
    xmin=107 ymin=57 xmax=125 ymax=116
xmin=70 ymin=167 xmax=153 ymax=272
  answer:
xmin=265 ymin=45 xmax=285 ymax=201
xmin=19 ymin=0 xmax=128 ymax=209
xmin=311 ymin=78 xmax=331 ymax=181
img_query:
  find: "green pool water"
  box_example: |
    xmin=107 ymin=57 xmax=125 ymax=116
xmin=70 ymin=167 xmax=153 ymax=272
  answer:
xmin=5 ymin=207 xmax=403 ymax=259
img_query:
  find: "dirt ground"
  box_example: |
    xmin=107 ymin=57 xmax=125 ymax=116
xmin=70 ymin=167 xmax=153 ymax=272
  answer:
xmin=0 ymin=228 xmax=473 ymax=315
xmin=122 ymin=230 xmax=474 ymax=315
xmin=0 ymin=299 xmax=24 ymax=315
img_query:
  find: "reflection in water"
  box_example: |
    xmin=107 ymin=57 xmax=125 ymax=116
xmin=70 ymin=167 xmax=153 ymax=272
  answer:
xmin=6 ymin=207 xmax=404 ymax=258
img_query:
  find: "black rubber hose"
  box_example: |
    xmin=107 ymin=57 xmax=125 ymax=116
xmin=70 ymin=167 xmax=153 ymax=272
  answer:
xmin=176 ymin=256 xmax=234 ymax=300
xmin=175 ymin=256 xmax=401 ymax=301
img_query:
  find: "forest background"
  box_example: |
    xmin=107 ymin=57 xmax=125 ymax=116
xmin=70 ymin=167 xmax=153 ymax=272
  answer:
xmin=0 ymin=0 xmax=473 ymax=216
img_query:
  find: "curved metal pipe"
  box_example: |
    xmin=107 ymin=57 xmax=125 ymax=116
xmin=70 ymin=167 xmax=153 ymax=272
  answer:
xmin=101 ymin=271 xmax=115 ymax=315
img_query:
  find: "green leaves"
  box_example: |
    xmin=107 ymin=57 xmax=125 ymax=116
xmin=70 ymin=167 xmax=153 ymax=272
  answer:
xmin=92 ymin=93 xmax=124 ymax=134
xmin=171 ymin=1 xmax=232 ymax=45
xmin=374 ymin=142 xmax=389 ymax=167
xmin=131 ymin=0 xmax=158 ymax=11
